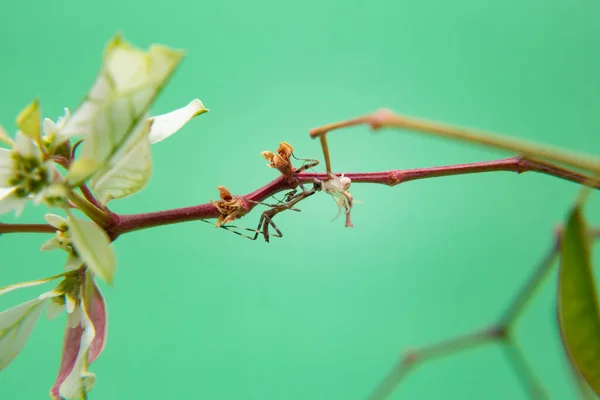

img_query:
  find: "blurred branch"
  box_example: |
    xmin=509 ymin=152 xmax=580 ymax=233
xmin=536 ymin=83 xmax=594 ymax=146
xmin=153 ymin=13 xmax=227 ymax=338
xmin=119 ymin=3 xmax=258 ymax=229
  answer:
xmin=502 ymin=340 xmax=549 ymax=400
xmin=309 ymin=109 xmax=600 ymax=176
xmin=367 ymin=229 xmax=600 ymax=400
xmin=367 ymin=328 xmax=502 ymax=400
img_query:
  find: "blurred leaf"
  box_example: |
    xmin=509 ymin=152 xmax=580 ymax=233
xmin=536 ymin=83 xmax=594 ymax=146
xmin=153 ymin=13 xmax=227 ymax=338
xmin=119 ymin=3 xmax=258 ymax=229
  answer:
xmin=67 ymin=215 xmax=116 ymax=285
xmin=558 ymin=205 xmax=600 ymax=396
xmin=0 ymin=125 xmax=14 ymax=146
xmin=15 ymin=99 xmax=41 ymax=141
xmin=0 ymin=298 xmax=47 ymax=371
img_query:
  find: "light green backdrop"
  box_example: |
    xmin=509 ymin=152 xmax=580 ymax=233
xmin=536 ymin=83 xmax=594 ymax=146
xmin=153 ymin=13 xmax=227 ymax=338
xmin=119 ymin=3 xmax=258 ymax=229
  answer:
xmin=1 ymin=0 xmax=600 ymax=399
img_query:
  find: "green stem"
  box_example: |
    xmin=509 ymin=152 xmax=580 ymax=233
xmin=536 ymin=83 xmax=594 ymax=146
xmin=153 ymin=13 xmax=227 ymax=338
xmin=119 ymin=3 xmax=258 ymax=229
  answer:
xmin=67 ymin=190 xmax=112 ymax=227
xmin=367 ymin=328 xmax=500 ymax=400
xmin=502 ymin=340 xmax=549 ymax=400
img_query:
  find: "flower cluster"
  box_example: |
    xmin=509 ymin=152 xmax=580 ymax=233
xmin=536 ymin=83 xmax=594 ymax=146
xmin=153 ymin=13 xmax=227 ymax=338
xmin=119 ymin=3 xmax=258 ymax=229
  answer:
xmin=0 ymin=34 xmax=208 ymax=399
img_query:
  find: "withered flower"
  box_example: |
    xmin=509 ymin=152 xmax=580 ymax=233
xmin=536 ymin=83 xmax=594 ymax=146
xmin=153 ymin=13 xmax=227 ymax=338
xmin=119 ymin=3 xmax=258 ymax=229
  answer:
xmin=211 ymin=186 xmax=245 ymax=227
xmin=322 ymin=173 xmax=355 ymax=228
xmin=261 ymin=142 xmax=294 ymax=176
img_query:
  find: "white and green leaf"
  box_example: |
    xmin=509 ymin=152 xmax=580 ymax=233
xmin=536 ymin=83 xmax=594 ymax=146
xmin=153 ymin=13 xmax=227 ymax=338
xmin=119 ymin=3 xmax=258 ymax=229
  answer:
xmin=63 ymin=34 xmax=184 ymax=185
xmin=0 ymin=298 xmax=47 ymax=370
xmin=67 ymin=215 xmax=116 ymax=285
xmin=91 ymin=119 xmax=153 ymax=205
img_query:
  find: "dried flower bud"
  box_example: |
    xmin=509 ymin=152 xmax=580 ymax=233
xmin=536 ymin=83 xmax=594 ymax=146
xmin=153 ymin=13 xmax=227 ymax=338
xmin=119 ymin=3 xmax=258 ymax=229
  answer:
xmin=217 ymin=186 xmax=233 ymax=201
xmin=212 ymin=186 xmax=244 ymax=227
xmin=261 ymin=142 xmax=294 ymax=176
xmin=277 ymin=142 xmax=293 ymax=159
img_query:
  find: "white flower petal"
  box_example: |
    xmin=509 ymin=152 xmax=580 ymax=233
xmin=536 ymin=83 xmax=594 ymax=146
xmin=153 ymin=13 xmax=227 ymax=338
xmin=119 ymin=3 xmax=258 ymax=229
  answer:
xmin=65 ymin=295 xmax=76 ymax=314
xmin=0 ymin=297 xmax=47 ymax=371
xmin=44 ymin=213 xmax=68 ymax=230
xmin=0 ymin=188 xmax=25 ymax=216
xmin=0 ymin=274 xmax=68 ymax=297
xmin=45 ymin=300 xmax=64 ymax=321
xmin=14 ymin=132 xmax=40 ymax=159
xmin=64 ymin=253 xmax=82 ymax=271
xmin=58 ymin=301 xmax=96 ymax=399
xmin=0 ymin=149 xmax=13 ymax=187
xmin=0 ymin=125 xmax=14 ymax=147
xmin=67 ymin=215 xmax=116 ymax=284
xmin=43 ymin=118 xmax=58 ymax=136
xmin=148 ymin=99 xmax=208 ymax=144
xmin=40 ymin=238 xmax=61 ymax=251
xmin=57 ymin=108 xmax=70 ymax=128
xmin=67 ymin=306 xmax=82 ymax=329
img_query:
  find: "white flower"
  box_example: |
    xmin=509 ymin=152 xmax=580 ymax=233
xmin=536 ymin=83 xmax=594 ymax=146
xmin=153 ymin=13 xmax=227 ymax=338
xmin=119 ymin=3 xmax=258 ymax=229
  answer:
xmin=40 ymin=214 xmax=82 ymax=270
xmin=322 ymin=173 xmax=355 ymax=227
xmin=42 ymin=108 xmax=71 ymax=150
xmin=0 ymin=132 xmax=55 ymax=215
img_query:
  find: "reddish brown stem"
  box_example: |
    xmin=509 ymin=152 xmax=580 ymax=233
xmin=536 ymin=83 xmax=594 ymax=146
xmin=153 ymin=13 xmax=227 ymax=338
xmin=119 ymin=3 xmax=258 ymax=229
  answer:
xmin=1 ymin=156 xmax=597 ymax=237
xmin=114 ymin=156 xmax=599 ymax=236
xmin=79 ymin=184 xmax=104 ymax=211
xmin=0 ymin=223 xmax=55 ymax=234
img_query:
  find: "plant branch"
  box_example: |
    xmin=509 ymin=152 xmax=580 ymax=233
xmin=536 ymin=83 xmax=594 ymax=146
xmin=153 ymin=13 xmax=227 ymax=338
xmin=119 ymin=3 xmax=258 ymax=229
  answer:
xmin=498 ymin=234 xmax=561 ymax=326
xmin=502 ymin=340 xmax=549 ymax=400
xmin=310 ymin=109 xmax=600 ymax=176
xmin=67 ymin=190 xmax=113 ymax=227
xmin=0 ymin=222 xmax=55 ymax=235
xmin=114 ymin=156 xmax=599 ymax=236
xmin=79 ymin=183 xmax=104 ymax=211
xmin=367 ymin=328 xmax=502 ymax=400
xmin=367 ymin=228 xmax=600 ymax=400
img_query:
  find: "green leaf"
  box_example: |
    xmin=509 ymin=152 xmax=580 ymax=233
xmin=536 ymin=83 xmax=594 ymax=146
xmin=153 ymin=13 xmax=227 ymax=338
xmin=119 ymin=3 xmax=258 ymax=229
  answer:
xmin=558 ymin=205 xmax=600 ymax=396
xmin=15 ymin=99 xmax=41 ymax=141
xmin=63 ymin=34 xmax=184 ymax=185
xmin=67 ymin=215 xmax=116 ymax=285
xmin=0 ymin=298 xmax=47 ymax=370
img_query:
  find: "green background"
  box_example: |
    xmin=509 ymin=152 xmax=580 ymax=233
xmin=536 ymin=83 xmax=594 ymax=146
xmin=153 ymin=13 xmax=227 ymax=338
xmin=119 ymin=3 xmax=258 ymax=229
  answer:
xmin=1 ymin=0 xmax=600 ymax=398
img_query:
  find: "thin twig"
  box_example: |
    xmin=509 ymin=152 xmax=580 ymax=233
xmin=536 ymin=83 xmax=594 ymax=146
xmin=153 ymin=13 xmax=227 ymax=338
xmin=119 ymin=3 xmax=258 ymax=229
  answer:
xmin=502 ymin=340 xmax=549 ymax=400
xmin=367 ymin=229 xmax=600 ymax=400
xmin=367 ymin=328 xmax=502 ymax=400
xmin=498 ymin=233 xmax=561 ymax=326
xmin=310 ymin=109 xmax=600 ymax=175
